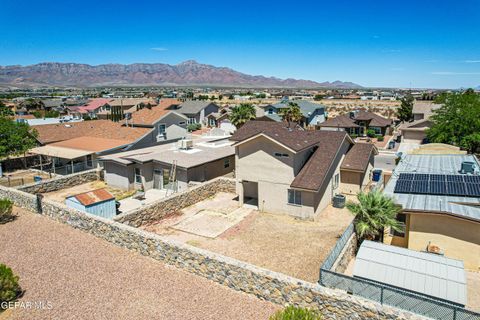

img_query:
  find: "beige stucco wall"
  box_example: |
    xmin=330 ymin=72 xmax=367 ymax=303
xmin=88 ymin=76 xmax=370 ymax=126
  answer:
xmin=104 ymin=162 xmax=133 ymax=190
xmin=407 ymin=213 xmax=480 ymax=271
xmin=383 ymin=214 xmax=410 ymax=248
xmin=402 ymin=130 xmax=426 ymax=143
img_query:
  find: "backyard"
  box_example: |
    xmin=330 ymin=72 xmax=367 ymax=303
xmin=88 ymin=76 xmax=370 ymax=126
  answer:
xmin=142 ymin=192 xmax=354 ymax=282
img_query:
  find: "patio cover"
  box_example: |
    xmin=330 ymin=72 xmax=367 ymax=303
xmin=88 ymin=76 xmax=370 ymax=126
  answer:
xmin=30 ymin=145 xmax=92 ymax=160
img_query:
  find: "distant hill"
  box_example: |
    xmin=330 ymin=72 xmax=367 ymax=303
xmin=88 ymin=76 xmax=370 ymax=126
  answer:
xmin=0 ymin=61 xmax=362 ymax=88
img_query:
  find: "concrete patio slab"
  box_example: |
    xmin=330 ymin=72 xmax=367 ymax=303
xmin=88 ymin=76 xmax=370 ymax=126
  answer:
xmin=172 ymin=207 xmax=253 ymax=238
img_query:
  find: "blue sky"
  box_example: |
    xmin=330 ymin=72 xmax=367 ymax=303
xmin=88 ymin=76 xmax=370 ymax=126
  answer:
xmin=1 ymin=0 xmax=479 ymax=89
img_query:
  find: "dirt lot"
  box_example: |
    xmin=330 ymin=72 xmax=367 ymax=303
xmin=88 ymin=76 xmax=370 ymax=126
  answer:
xmin=143 ymin=192 xmax=354 ymax=283
xmin=42 ymin=181 xmax=135 ymax=203
xmin=0 ymin=208 xmax=278 ymax=320
xmin=0 ymin=170 xmax=52 ymax=187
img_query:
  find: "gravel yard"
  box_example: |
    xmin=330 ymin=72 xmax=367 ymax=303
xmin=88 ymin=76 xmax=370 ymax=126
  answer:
xmin=0 ymin=208 xmax=278 ymax=320
xmin=144 ymin=193 xmax=354 ymax=283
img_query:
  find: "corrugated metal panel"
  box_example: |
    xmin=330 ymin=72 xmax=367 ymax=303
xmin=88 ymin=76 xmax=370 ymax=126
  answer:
xmin=85 ymin=200 xmax=116 ymax=219
xmin=353 ymin=241 xmax=467 ymax=305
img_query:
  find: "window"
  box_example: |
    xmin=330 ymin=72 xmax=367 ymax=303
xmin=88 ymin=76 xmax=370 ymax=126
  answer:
xmin=268 ymin=108 xmax=274 ymax=114
xmin=86 ymin=154 xmax=93 ymax=167
xmin=287 ymin=189 xmax=302 ymax=205
xmin=158 ymin=123 xmax=166 ymax=134
xmin=372 ymin=127 xmax=382 ymax=135
xmin=178 ymin=121 xmax=186 ymax=126
xmin=274 ymin=152 xmax=289 ymax=158
xmin=187 ymin=117 xmax=196 ymax=125
xmin=333 ymin=173 xmax=340 ymax=189
xmin=390 ymin=213 xmax=406 ymax=237
xmin=134 ymin=168 xmax=142 ymax=184
xmin=224 ymin=158 xmax=230 ymax=168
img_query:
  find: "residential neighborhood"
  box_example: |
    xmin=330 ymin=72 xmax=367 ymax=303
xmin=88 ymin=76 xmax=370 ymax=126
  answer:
xmin=1 ymin=1 xmax=480 ymax=319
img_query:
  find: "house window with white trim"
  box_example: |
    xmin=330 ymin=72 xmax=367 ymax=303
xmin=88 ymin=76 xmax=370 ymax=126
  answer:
xmin=179 ymin=121 xmax=186 ymax=126
xmin=134 ymin=168 xmax=142 ymax=184
xmin=333 ymin=173 xmax=340 ymax=189
xmin=187 ymin=117 xmax=196 ymax=125
xmin=287 ymin=189 xmax=302 ymax=205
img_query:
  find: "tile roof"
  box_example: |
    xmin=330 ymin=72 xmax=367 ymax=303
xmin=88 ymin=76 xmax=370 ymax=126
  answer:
xmin=32 ymin=120 xmax=151 ymax=144
xmin=341 ymin=143 xmax=376 ymax=172
xmin=72 ymin=188 xmax=115 ymax=206
xmin=68 ymin=98 xmax=112 ymax=112
xmin=231 ymin=121 xmax=351 ymax=191
xmin=178 ymin=101 xmax=218 ymax=115
xmin=320 ymin=111 xmax=392 ymax=128
xmin=108 ymin=98 xmax=157 ymax=108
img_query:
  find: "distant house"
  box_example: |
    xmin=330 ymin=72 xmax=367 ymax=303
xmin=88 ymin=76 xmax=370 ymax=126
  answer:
xmin=66 ymin=98 xmax=112 ymax=119
xmin=96 ymin=98 xmax=158 ymax=120
xmin=230 ymin=121 xmax=375 ymax=219
xmin=65 ymin=188 xmax=117 ymax=219
xmin=398 ymin=102 xmax=442 ymax=143
xmin=261 ymin=100 xmax=326 ymax=128
xmin=383 ymin=153 xmax=480 ymax=270
xmin=100 ymin=137 xmax=235 ymax=192
xmin=320 ymin=110 xmax=393 ymax=136
xmin=175 ymin=101 xmax=220 ymax=126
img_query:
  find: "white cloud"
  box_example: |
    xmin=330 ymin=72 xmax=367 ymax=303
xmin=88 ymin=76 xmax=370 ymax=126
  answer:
xmin=431 ymin=71 xmax=480 ymax=75
xmin=151 ymin=47 xmax=168 ymax=51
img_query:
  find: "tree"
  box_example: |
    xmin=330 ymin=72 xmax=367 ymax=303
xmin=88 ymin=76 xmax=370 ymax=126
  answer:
xmin=346 ymin=191 xmax=401 ymax=241
xmin=228 ymin=103 xmax=256 ymax=128
xmin=427 ymin=92 xmax=480 ymax=153
xmin=397 ymin=94 xmax=414 ymax=122
xmin=0 ymin=101 xmax=14 ymax=117
xmin=0 ymin=117 xmax=38 ymax=159
xmin=279 ymin=102 xmax=303 ymax=127
xmin=19 ymin=98 xmax=44 ymax=112
xmin=313 ymin=94 xmax=323 ymax=101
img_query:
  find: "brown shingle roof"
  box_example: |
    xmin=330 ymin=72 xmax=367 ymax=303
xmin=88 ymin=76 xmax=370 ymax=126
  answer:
xmin=231 ymin=121 xmax=351 ymax=191
xmin=354 ymin=110 xmax=392 ymax=127
xmin=319 ymin=114 xmax=359 ymax=128
xmin=341 ymin=143 xmax=377 ymax=172
xmin=128 ymin=99 xmax=183 ymax=126
xmin=72 ymin=188 xmax=114 ymax=206
xmin=231 ymin=121 xmax=336 ymax=152
xmin=109 ymin=98 xmax=157 ymax=108
xmin=32 ymin=120 xmax=151 ymax=145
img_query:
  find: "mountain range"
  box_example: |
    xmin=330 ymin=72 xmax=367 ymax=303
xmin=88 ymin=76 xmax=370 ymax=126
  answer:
xmin=0 ymin=61 xmax=362 ymax=88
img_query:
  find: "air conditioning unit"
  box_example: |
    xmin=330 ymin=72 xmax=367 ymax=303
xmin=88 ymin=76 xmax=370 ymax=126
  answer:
xmin=177 ymin=139 xmax=193 ymax=150
xmin=460 ymin=161 xmax=475 ymax=174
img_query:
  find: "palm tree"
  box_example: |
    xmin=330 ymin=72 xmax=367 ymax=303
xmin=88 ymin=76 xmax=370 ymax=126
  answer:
xmin=280 ymin=102 xmax=303 ymax=127
xmin=346 ymin=191 xmax=401 ymax=241
xmin=228 ymin=103 xmax=256 ymax=129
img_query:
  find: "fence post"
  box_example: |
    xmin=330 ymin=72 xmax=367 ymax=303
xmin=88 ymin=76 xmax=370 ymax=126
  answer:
xmin=453 ymin=307 xmax=457 ymax=320
xmin=380 ymin=286 xmax=384 ymax=305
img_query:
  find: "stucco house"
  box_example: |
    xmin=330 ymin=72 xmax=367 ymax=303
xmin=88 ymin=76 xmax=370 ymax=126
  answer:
xmin=383 ymin=153 xmax=480 ymax=271
xmin=230 ymin=121 xmax=375 ymax=219
xmin=100 ymin=137 xmax=234 ymax=193
xmin=320 ymin=110 xmax=393 ymax=136
xmin=261 ymin=100 xmax=326 ymax=128
xmin=173 ymin=101 xmax=220 ymax=126
xmin=399 ymin=102 xmax=442 ymax=143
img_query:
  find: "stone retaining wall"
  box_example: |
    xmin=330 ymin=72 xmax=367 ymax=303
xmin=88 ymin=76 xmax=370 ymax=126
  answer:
xmin=114 ymin=177 xmax=236 ymax=227
xmin=16 ymin=169 xmax=101 ymax=194
xmin=0 ymin=184 xmax=421 ymax=320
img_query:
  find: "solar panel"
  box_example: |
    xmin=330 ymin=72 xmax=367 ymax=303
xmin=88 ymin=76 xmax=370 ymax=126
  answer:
xmin=446 ymin=182 xmax=466 ymax=196
xmin=430 ymin=174 xmax=446 ymax=181
xmin=413 ymin=174 xmax=429 ymax=181
xmin=464 ymin=175 xmax=480 ymax=184
xmin=429 ymin=181 xmax=446 ymax=195
xmin=446 ymin=175 xmax=464 ymax=183
xmin=465 ymin=183 xmax=480 ymax=197
xmin=411 ymin=180 xmax=428 ymax=194
xmin=398 ymin=173 xmax=415 ymax=181
xmin=394 ymin=179 xmax=412 ymax=193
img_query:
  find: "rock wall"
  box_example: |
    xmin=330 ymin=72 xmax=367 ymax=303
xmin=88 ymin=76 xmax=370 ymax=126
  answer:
xmin=16 ymin=169 xmax=100 ymax=194
xmin=114 ymin=177 xmax=236 ymax=227
xmin=0 ymin=184 xmax=421 ymax=320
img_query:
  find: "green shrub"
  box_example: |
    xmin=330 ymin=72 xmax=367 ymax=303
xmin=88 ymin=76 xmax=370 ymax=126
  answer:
xmin=0 ymin=199 xmax=14 ymax=224
xmin=0 ymin=264 xmax=22 ymax=308
xmin=350 ymin=133 xmax=358 ymax=139
xmin=366 ymin=129 xmax=376 ymax=138
xmin=270 ymin=306 xmax=322 ymax=320
xmin=376 ymin=135 xmax=384 ymax=142
xmin=187 ymin=123 xmax=202 ymax=132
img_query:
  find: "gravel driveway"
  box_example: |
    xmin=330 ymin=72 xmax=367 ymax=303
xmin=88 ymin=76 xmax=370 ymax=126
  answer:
xmin=0 ymin=208 xmax=278 ymax=320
